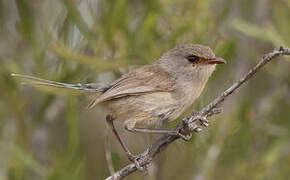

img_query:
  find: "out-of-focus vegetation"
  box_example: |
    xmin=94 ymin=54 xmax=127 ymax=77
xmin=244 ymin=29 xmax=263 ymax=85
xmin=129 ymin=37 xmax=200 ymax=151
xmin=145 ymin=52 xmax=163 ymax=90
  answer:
xmin=0 ymin=0 xmax=290 ymax=179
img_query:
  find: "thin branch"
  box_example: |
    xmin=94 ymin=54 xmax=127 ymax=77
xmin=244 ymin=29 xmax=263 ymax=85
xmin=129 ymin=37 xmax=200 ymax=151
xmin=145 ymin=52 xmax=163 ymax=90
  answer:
xmin=105 ymin=47 xmax=290 ymax=180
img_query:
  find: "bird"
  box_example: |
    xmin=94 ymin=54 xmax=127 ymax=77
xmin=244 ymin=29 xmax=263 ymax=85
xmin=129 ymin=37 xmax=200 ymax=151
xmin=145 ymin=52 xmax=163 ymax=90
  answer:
xmin=11 ymin=44 xmax=226 ymax=170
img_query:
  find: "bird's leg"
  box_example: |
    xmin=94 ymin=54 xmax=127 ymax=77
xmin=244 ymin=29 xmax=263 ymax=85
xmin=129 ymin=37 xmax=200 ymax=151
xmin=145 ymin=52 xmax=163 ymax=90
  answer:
xmin=191 ymin=107 xmax=223 ymax=130
xmin=106 ymin=115 xmax=146 ymax=172
xmin=125 ymin=108 xmax=223 ymax=140
xmin=125 ymin=127 xmax=192 ymax=141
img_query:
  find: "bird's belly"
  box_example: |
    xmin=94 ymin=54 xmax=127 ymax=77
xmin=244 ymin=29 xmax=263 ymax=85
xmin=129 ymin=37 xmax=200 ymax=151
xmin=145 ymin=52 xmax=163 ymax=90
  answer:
xmin=101 ymin=92 xmax=179 ymax=129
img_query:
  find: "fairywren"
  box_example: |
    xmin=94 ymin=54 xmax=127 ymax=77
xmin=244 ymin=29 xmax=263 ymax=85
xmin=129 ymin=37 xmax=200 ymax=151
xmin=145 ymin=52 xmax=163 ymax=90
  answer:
xmin=12 ymin=44 xmax=226 ymax=170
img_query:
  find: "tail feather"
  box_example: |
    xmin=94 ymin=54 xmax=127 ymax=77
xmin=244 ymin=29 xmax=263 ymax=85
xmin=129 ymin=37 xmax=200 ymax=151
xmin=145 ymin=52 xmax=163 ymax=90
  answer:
xmin=11 ymin=73 xmax=110 ymax=92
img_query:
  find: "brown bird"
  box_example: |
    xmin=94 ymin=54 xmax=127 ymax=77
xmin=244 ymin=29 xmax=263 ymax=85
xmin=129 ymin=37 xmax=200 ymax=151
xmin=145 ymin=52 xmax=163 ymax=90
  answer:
xmin=12 ymin=44 xmax=226 ymax=170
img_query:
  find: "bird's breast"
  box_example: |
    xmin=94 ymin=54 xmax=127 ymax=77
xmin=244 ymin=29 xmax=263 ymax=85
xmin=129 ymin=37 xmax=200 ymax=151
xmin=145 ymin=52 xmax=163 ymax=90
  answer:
xmin=101 ymin=92 xmax=179 ymax=127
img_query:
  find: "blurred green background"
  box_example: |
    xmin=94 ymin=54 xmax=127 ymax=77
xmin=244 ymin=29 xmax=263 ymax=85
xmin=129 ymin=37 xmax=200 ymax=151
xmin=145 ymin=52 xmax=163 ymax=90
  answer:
xmin=0 ymin=0 xmax=290 ymax=179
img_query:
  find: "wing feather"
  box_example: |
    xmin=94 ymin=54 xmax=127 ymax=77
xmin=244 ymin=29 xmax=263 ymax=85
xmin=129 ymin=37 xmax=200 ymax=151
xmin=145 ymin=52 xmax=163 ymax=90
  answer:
xmin=88 ymin=65 xmax=175 ymax=108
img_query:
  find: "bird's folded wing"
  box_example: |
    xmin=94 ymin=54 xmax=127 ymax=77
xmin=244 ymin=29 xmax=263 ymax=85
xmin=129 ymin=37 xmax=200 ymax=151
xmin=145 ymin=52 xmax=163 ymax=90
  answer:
xmin=88 ymin=65 xmax=176 ymax=108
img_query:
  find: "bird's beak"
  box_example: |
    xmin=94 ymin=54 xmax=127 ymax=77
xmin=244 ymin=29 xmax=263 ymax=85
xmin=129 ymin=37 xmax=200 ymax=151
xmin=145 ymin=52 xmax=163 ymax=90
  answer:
xmin=207 ymin=57 xmax=226 ymax=64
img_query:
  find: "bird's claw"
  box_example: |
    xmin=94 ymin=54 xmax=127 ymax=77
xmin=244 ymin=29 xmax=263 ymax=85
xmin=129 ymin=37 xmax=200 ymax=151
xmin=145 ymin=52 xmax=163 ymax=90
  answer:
xmin=127 ymin=153 xmax=148 ymax=174
xmin=169 ymin=128 xmax=192 ymax=141
xmin=189 ymin=115 xmax=210 ymax=132
xmin=178 ymin=131 xmax=192 ymax=141
xmin=199 ymin=116 xmax=209 ymax=127
xmin=208 ymin=108 xmax=223 ymax=116
xmin=193 ymin=127 xmax=203 ymax=132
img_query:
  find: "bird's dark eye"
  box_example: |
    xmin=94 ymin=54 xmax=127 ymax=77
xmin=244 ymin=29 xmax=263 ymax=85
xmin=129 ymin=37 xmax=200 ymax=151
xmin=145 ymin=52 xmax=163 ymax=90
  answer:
xmin=186 ymin=55 xmax=198 ymax=62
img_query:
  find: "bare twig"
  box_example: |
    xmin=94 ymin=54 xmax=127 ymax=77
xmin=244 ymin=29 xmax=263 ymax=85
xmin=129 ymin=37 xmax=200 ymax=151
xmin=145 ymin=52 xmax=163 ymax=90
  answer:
xmin=105 ymin=47 xmax=290 ymax=180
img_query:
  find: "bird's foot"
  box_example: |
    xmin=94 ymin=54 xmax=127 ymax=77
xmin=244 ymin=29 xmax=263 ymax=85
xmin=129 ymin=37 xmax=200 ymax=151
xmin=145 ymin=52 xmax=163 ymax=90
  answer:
xmin=169 ymin=128 xmax=192 ymax=141
xmin=127 ymin=153 xmax=148 ymax=174
xmin=194 ymin=108 xmax=222 ymax=129
xmin=190 ymin=115 xmax=209 ymax=133
xmin=208 ymin=108 xmax=223 ymax=116
xmin=198 ymin=116 xmax=209 ymax=127
xmin=186 ymin=114 xmax=210 ymax=133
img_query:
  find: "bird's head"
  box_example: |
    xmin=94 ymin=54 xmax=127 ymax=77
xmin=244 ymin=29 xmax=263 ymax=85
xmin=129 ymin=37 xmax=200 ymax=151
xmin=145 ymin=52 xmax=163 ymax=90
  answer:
xmin=156 ymin=44 xmax=226 ymax=81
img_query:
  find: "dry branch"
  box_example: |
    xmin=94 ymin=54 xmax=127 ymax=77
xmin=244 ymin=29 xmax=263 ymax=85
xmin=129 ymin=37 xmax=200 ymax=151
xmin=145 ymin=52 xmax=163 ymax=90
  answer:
xmin=105 ymin=47 xmax=290 ymax=180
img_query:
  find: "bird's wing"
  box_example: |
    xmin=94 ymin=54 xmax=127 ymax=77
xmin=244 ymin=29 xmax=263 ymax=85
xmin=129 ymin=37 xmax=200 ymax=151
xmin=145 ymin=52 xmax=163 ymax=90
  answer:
xmin=88 ymin=65 xmax=176 ymax=108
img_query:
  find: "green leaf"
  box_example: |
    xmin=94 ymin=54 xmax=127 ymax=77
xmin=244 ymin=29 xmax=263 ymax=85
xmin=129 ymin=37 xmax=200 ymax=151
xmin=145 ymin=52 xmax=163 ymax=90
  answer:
xmin=232 ymin=19 xmax=288 ymax=46
xmin=51 ymin=42 xmax=126 ymax=71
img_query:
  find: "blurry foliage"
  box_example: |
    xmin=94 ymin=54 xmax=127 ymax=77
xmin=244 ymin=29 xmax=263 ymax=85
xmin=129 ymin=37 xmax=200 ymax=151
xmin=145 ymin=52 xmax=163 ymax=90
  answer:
xmin=232 ymin=0 xmax=290 ymax=48
xmin=0 ymin=0 xmax=290 ymax=180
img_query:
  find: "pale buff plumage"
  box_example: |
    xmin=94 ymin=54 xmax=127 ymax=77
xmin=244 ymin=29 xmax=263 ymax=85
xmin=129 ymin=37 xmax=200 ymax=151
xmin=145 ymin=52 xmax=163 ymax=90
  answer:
xmin=89 ymin=44 xmax=220 ymax=130
xmin=11 ymin=44 xmax=226 ymax=170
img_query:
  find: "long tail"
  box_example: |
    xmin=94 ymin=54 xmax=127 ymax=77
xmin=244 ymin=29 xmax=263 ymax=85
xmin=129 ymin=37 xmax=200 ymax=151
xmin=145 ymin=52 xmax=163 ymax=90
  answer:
xmin=11 ymin=73 xmax=110 ymax=92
